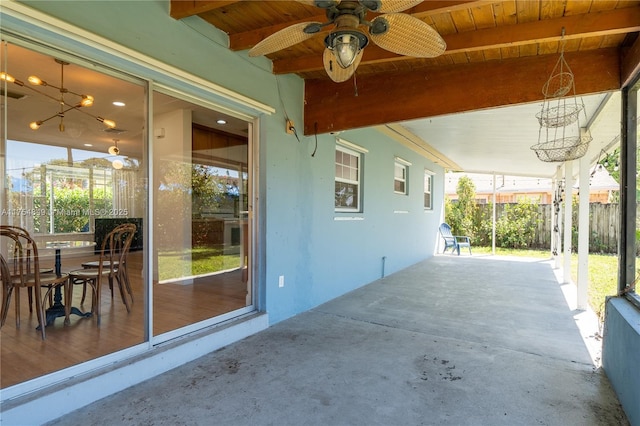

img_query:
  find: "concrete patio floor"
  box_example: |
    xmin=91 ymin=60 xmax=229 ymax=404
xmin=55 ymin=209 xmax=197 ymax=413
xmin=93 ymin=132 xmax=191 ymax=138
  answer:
xmin=46 ymin=255 xmax=628 ymax=425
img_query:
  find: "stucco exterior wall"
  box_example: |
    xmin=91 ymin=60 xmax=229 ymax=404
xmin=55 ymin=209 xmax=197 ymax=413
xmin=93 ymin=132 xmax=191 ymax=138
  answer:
xmin=1 ymin=3 xmax=443 ymax=421
xmin=602 ymin=297 xmax=640 ymax=426
xmin=13 ymin=0 xmax=443 ymax=324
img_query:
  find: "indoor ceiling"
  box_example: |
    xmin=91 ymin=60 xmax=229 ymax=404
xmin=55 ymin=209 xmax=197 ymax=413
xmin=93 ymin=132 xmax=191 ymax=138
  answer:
xmin=2 ymin=43 xmax=249 ymax=160
xmin=172 ymin=0 xmax=640 ymax=177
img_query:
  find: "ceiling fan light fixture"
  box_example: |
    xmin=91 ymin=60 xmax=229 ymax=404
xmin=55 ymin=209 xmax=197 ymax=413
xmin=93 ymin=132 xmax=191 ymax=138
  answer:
xmin=248 ymin=1 xmax=446 ymax=83
xmin=325 ymin=29 xmax=368 ymax=69
xmin=323 ymin=47 xmax=363 ymax=82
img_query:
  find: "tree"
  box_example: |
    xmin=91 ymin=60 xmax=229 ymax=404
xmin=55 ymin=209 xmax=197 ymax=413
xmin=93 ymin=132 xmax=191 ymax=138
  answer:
xmin=445 ymin=176 xmax=477 ymax=238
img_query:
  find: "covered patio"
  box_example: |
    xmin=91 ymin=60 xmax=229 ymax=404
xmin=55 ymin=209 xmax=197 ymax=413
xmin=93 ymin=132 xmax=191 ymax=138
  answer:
xmin=1 ymin=2 xmax=638 ymax=424
xmin=45 ymin=254 xmax=627 ymax=425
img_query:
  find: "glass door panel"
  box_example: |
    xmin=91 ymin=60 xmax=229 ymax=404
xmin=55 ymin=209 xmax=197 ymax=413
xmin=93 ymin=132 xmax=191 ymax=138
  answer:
xmin=152 ymin=91 xmax=251 ymax=336
xmin=1 ymin=42 xmax=147 ymax=388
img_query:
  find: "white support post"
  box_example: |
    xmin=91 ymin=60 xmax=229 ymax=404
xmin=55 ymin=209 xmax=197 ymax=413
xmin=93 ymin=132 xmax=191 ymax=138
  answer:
xmin=492 ymin=172 xmax=496 ymax=255
xmin=563 ymin=161 xmax=574 ymax=284
xmin=551 ymin=178 xmax=556 ymax=259
xmin=577 ymin=143 xmax=590 ymax=309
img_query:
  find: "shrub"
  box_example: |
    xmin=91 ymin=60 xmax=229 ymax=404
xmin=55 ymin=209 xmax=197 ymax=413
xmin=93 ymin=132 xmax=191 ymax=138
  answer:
xmin=495 ymin=199 xmax=541 ymax=249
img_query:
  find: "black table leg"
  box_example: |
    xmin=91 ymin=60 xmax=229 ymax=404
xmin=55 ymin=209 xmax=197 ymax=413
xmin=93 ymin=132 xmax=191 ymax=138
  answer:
xmin=38 ymin=248 xmax=92 ymax=328
xmin=55 ymin=248 xmax=61 ymax=277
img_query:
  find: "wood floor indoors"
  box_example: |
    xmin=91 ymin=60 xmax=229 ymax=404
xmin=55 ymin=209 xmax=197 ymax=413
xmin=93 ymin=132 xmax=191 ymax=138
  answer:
xmin=0 ymin=251 xmax=248 ymax=388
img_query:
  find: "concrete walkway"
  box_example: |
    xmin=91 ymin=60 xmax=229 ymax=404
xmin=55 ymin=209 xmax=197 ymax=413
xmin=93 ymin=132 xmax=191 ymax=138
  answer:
xmin=46 ymin=255 xmax=628 ymax=425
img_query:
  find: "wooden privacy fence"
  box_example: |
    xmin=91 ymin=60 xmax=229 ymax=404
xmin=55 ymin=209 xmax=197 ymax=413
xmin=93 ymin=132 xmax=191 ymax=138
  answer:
xmin=476 ymin=203 xmax=640 ymax=254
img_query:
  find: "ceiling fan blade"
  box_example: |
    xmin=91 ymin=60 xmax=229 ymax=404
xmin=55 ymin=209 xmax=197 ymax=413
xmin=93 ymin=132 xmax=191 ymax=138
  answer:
xmin=323 ymin=48 xmax=363 ymax=83
xmin=375 ymin=0 xmax=423 ymax=13
xmin=369 ymin=13 xmax=446 ymax=58
xmin=248 ymin=22 xmax=321 ymax=57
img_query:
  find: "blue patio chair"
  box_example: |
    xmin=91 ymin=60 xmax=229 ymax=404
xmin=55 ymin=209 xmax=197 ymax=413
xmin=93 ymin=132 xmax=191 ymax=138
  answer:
xmin=439 ymin=223 xmax=472 ymax=255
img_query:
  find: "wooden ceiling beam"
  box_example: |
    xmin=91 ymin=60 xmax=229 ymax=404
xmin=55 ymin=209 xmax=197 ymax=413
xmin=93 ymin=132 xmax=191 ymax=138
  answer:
xmin=170 ymin=0 xmax=241 ymax=20
xmin=621 ymin=35 xmax=640 ymax=88
xmin=303 ymin=48 xmax=620 ymax=135
xmin=410 ymin=0 xmax=492 ymax=16
xmin=275 ymin=7 xmax=640 ymax=74
xmin=228 ymin=0 xmax=488 ymax=51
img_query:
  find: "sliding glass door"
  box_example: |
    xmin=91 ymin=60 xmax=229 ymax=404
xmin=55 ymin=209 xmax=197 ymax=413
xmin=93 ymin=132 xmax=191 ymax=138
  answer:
xmin=151 ymin=90 xmax=253 ymax=338
xmin=1 ymin=40 xmax=255 ymax=390
xmin=1 ymin=41 xmax=148 ymax=387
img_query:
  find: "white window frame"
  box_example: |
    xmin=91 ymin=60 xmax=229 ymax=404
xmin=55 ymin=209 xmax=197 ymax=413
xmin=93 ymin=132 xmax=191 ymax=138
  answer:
xmin=424 ymin=169 xmax=434 ymax=211
xmin=394 ymin=157 xmax=411 ymax=195
xmin=335 ymin=139 xmax=367 ymax=213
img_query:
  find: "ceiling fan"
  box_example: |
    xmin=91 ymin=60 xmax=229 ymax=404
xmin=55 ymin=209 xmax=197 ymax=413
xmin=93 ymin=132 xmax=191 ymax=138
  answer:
xmin=248 ymin=0 xmax=447 ymax=82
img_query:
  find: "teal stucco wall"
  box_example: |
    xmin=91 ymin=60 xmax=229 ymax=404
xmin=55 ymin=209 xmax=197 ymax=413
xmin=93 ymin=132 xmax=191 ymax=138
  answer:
xmin=9 ymin=0 xmax=443 ymax=325
xmin=602 ymin=297 xmax=640 ymax=426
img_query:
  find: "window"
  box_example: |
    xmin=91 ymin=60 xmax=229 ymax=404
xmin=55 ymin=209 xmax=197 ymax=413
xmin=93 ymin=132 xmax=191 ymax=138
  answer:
xmin=394 ymin=157 xmax=411 ymax=195
xmin=335 ymin=144 xmax=362 ymax=212
xmin=394 ymin=163 xmax=407 ymax=194
xmin=5 ymin=145 xmax=127 ymax=235
xmin=424 ymin=170 xmax=433 ymax=210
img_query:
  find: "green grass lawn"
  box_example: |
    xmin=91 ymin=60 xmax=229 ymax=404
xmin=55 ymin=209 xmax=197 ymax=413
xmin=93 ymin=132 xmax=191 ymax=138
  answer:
xmin=158 ymin=245 xmax=619 ymax=317
xmin=158 ymin=246 xmax=240 ymax=282
xmin=472 ymin=246 xmax=618 ymax=318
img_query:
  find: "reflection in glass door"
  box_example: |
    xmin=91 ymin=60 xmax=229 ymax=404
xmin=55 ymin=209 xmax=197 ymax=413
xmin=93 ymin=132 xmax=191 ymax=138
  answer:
xmin=1 ymin=42 xmax=147 ymax=388
xmin=152 ymin=91 xmax=252 ymax=336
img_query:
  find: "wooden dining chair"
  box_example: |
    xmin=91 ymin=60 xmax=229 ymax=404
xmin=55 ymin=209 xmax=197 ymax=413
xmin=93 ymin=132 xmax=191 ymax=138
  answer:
xmin=0 ymin=228 xmax=70 ymax=339
xmin=0 ymin=225 xmax=54 ymax=312
xmin=0 ymin=253 xmax=16 ymax=327
xmin=69 ymin=223 xmax=137 ymax=324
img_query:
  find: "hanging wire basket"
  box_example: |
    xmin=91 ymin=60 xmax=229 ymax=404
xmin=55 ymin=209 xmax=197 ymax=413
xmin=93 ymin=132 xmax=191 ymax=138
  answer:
xmin=530 ymin=134 xmax=593 ymax=162
xmin=542 ymin=71 xmax=574 ymax=98
xmin=531 ymin=31 xmax=592 ymax=163
xmin=536 ymin=102 xmax=584 ymax=128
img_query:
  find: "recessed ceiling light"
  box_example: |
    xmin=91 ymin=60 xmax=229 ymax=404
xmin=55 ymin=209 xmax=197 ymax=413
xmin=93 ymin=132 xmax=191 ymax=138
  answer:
xmin=216 ymin=119 xmax=227 ymax=125
xmin=83 ymin=143 xmax=93 ymax=147
xmin=112 ymin=101 xmax=125 ymax=107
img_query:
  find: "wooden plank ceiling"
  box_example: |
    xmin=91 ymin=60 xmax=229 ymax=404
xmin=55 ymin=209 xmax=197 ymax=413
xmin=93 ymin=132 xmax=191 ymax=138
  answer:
xmin=171 ymin=1 xmax=640 ymax=135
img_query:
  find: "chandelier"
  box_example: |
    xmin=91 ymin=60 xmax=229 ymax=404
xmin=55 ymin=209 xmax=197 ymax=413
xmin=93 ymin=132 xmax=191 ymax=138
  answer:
xmin=0 ymin=58 xmax=116 ymax=132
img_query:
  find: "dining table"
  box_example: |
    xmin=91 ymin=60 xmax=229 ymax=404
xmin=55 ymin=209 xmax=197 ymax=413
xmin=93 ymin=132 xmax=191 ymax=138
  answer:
xmin=43 ymin=240 xmax=95 ymax=326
